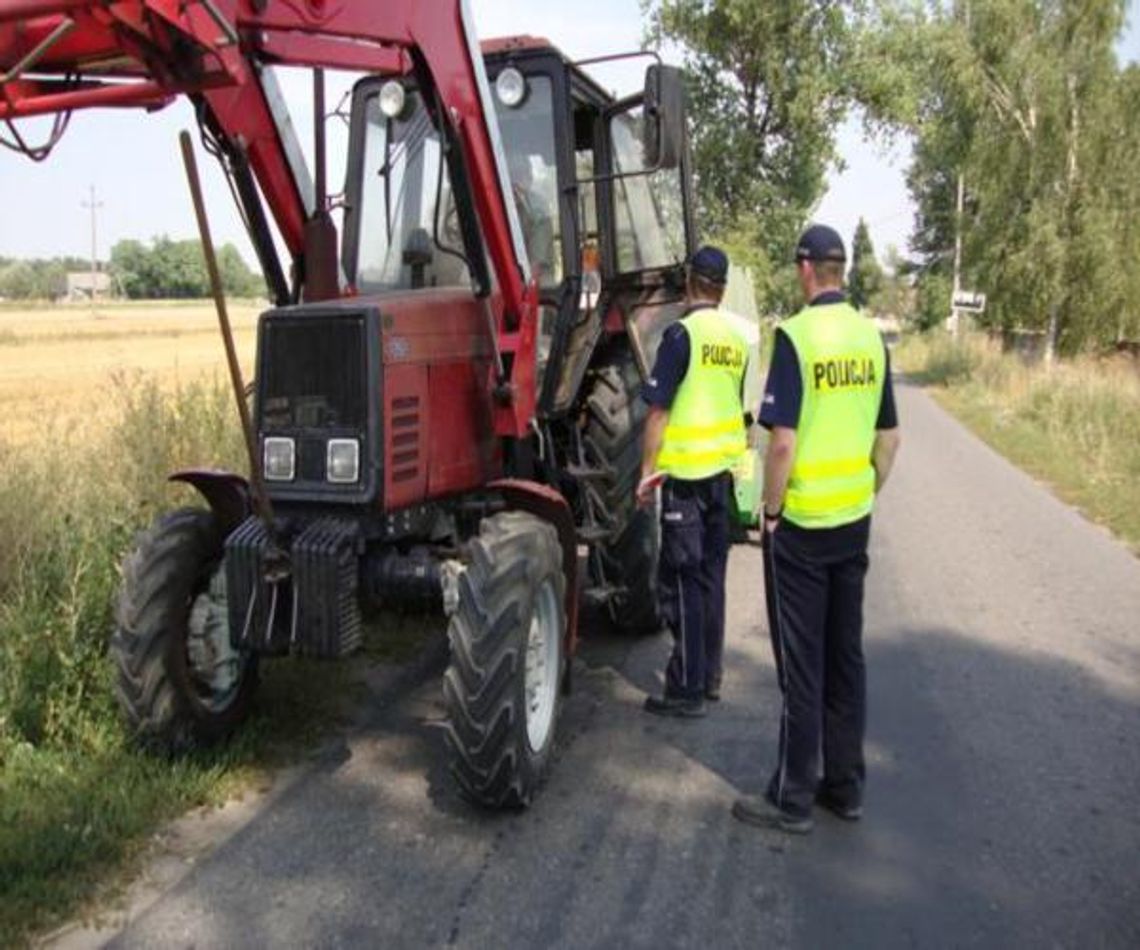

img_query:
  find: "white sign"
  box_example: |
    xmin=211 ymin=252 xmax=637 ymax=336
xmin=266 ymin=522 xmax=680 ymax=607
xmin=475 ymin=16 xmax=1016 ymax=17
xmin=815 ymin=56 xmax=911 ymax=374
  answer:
xmin=952 ymin=291 xmax=987 ymax=313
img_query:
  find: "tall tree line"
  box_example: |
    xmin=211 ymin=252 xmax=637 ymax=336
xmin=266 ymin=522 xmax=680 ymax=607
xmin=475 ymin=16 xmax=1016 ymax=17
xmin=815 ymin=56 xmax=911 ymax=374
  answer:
xmin=864 ymin=0 xmax=1139 ymax=353
xmin=646 ymin=0 xmax=1139 ymax=351
xmin=0 ymin=239 xmax=263 ymax=301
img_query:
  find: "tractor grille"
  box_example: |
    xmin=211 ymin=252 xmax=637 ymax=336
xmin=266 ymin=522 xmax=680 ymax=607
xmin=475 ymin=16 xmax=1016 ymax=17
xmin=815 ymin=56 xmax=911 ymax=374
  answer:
xmin=225 ymin=516 xmax=362 ymax=658
xmin=260 ymin=315 xmax=367 ymax=434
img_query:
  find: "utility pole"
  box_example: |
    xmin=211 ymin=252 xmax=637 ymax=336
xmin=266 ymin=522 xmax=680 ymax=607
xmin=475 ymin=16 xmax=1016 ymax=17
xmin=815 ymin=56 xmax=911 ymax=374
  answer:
xmin=951 ymin=171 xmax=964 ymax=338
xmin=81 ymin=183 xmax=103 ymax=315
xmin=949 ymin=0 xmax=970 ymax=339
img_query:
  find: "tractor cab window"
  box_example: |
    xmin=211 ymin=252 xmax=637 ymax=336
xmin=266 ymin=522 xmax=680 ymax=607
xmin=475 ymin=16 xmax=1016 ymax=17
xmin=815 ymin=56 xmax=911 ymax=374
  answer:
xmin=354 ymin=90 xmax=472 ymax=292
xmin=492 ymin=75 xmax=561 ymax=286
xmin=609 ymin=104 xmax=687 ymax=274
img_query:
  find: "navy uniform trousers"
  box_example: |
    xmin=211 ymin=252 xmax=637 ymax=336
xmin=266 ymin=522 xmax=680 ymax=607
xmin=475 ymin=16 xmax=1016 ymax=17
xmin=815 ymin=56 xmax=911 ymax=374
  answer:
xmin=763 ymin=515 xmax=871 ymax=817
xmin=658 ymin=472 xmax=731 ymax=701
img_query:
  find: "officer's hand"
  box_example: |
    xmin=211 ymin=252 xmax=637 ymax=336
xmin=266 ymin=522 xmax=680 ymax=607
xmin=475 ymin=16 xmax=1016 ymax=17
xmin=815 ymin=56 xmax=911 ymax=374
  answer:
xmin=636 ymin=471 xmax=665 ymax=508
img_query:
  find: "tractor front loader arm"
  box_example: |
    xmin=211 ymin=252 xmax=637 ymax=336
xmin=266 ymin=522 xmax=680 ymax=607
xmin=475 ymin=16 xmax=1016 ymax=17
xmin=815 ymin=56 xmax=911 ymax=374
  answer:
xmin=1 ymin=1 xmax=539 ymax=431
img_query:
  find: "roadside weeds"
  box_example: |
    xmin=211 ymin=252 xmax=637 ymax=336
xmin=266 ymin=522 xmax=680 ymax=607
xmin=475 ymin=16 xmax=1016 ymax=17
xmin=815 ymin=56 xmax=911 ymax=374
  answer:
xmin=894 ymin=332 xmax=1140 ymax=554
xmin=0 ymin=375 xmax=443 ymax=947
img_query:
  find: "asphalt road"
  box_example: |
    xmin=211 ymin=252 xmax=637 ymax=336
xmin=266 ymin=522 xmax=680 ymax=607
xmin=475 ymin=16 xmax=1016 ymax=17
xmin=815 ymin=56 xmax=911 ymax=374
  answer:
xmin=65 ymin=383 xmax=1140 ymax=948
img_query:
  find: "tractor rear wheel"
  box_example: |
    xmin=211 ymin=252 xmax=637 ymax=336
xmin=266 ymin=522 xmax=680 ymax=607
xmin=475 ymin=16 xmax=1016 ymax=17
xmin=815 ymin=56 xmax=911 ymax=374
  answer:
xmin=112 ymin=508 xmax=258 ymax=753
xmin=583 ymin=355 xmax=661 ymax=634
xmin=442 ymin=511 xmax=565 ymax=808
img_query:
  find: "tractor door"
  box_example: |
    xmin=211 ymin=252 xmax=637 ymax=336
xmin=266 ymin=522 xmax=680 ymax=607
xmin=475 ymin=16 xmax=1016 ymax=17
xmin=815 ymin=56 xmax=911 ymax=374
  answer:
xmin=601 ymin=70 xmax=698 ymax=380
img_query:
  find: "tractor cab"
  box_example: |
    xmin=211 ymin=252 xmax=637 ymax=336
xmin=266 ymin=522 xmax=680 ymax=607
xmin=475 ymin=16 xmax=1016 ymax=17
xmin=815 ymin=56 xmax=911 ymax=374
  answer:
xmin=338 ymin=37 xmax=698 ymax=414
xmin=479 ymin=39 xmax=698 ymax=414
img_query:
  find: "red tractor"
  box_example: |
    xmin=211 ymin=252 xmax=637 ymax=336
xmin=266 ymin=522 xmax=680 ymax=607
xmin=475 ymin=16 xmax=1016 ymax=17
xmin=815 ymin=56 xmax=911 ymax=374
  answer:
xmin=0 ymin=0 xmax=698 ymax=807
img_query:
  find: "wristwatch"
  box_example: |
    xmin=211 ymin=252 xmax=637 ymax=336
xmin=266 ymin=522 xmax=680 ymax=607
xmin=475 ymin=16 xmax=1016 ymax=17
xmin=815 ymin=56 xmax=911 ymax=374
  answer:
xmin=763 ymin=504 xmax=783 ymax=521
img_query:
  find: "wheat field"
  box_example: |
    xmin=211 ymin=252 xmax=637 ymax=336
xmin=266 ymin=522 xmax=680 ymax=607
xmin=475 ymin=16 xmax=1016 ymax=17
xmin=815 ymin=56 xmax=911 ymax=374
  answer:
xmin=0 ymin=300 xmax=261 ymax=442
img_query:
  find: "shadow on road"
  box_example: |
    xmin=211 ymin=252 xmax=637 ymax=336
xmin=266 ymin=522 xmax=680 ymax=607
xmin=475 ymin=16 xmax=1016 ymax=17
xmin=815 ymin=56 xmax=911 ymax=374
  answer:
xmin=101 ymin=614 xmax=1139 ymax=949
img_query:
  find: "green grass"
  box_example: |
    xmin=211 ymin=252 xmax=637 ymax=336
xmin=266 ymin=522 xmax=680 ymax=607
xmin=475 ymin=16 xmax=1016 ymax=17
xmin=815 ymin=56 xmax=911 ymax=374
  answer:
xmin=0 ymin=376 xmax=437 ymax=946
xmin=896 ymin=332 xmax=1140 ymax=552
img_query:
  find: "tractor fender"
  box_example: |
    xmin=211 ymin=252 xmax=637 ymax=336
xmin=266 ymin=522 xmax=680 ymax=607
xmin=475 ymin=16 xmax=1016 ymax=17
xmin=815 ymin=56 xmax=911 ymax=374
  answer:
xmin=169 ymin=470 xmax=252 ymax=537
xmin=489 ymin=478 xmax=580 ymax=663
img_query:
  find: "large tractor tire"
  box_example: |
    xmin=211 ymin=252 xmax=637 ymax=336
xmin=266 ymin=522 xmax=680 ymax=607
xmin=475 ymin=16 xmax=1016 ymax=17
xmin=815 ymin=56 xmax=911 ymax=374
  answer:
xmin=583 ymin=355 xmax=661 ymax=634
xmin=112 ymin=508 xmax=258 ymax=753
xmin=442 ymin=511 xmax=566 ymax=808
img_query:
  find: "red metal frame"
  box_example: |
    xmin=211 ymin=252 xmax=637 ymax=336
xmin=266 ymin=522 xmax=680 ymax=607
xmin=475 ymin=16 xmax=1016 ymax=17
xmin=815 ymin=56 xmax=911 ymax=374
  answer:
xmin=0 ymin=0 xmax=538 ymax=438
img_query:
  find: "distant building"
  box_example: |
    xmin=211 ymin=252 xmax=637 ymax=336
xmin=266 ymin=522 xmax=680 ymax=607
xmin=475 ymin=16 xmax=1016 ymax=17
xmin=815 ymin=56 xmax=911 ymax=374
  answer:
xmin=66 ymin=271 xmax=112 ymax=301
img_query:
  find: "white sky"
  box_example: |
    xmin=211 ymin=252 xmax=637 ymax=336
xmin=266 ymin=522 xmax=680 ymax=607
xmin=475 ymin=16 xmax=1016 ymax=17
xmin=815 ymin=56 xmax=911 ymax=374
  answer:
xmin=0 ymin=0 xmax=1136 ymax=269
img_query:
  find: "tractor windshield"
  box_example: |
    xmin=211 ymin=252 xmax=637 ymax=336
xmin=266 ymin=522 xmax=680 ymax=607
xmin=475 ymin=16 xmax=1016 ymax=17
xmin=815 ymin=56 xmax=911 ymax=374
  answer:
xmin=354 ymin=89 xmax=472 ymax=293
xmin=610 ymin=104 xmax=687 ymax=274
xmin=492 ymin=76 xmax=561 ymax=286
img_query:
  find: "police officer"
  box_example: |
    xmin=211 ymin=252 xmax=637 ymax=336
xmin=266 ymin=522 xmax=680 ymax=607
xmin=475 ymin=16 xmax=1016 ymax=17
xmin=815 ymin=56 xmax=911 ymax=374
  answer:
xmin=636 ymin=245 xmax=748 ymax=717
xmin=732 ymin=224 xmax=901 ymax=832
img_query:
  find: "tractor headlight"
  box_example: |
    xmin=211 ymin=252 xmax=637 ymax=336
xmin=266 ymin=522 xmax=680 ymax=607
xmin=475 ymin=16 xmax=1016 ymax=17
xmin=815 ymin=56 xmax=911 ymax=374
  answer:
xmin=495 ymin=67 xmax=527 ymax=108
xmin=327 ymin=439 xmax=360 ymax=484
xmin=378 ymin=80 xmax=408 ymax=119
xmin=263 ymin=437 xmax=295 ymax=481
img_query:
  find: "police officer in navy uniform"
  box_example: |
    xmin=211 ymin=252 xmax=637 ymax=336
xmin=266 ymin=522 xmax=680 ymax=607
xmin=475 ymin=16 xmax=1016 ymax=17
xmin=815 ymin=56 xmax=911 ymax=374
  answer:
xmin=636 ymin=246 xmax=749 ymax=717
xmin=733 ymin=224 xmax=901 ymax=832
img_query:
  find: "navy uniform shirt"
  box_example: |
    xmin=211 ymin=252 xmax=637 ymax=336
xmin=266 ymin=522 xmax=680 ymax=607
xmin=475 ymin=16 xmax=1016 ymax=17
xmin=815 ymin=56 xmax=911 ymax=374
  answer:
xmin=758 ymin=291 xmax=898 ymax=431
xmin=642 ymin=322 xmax=692 ymax=409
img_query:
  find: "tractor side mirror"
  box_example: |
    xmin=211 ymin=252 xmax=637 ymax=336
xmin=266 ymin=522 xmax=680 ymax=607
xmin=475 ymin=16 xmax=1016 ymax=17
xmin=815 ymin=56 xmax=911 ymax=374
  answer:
xmin=642 ymin=64 xmax=685 ymax=171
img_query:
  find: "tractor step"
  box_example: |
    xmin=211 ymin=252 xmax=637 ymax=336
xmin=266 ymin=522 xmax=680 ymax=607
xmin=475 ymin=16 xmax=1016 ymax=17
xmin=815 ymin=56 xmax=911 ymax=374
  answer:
xmin=583 ymin=584 xmax=627 ymax=607
xmin=566 ymin=463 xmax=612 ymax=482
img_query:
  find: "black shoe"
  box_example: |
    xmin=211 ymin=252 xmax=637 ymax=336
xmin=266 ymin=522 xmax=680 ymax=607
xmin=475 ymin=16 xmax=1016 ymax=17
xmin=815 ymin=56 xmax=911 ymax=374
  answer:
xmin=815 ymin=789 xmax=863 ymax=821
xmin=731 ymin=795 xmax=813 ymax=834
xmin=643 ymin=694 xmax=707 ymax=718
xmin=704 ymin=681 xmax=722 ymax=702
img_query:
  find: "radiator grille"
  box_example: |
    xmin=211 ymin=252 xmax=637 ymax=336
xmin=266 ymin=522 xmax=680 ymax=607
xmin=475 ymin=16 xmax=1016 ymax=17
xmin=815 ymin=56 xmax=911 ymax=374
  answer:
xmin=261 ymin=316 xmax=367 ymax=433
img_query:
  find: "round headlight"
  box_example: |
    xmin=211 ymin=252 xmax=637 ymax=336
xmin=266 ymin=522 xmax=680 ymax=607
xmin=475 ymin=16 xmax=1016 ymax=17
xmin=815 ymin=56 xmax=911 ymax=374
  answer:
xmin=495 ymin=67 xmax=528 ymax=108
xmin=378 ymin=80 xmax=408 ymax=119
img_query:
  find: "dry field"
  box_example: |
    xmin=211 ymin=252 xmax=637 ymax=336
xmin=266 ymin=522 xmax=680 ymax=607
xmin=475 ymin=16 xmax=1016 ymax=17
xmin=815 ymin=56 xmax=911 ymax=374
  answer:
xmin=0 ymin=300 xmax=262 ymax=443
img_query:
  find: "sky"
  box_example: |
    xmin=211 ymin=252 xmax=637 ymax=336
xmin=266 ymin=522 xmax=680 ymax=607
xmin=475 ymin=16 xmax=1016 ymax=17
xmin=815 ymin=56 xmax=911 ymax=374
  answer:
xmin=1 ymin=0 xmax=1137 ymax=270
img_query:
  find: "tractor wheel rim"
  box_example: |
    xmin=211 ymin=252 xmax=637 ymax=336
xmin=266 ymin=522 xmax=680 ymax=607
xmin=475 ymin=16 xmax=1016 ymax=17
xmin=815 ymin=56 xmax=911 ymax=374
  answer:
xmin=186 ymin=568 xmax=243 ymax=712
xmin=524 ymin=578 xmax=560 ymax=753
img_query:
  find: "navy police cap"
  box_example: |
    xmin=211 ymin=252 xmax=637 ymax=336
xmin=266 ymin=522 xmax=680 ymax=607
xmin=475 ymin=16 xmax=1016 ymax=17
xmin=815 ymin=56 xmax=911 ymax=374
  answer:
xmin=795 ymin=224 xmax=846 ymax=263
xmin=689 ymin=245 xmax=729 ymax=286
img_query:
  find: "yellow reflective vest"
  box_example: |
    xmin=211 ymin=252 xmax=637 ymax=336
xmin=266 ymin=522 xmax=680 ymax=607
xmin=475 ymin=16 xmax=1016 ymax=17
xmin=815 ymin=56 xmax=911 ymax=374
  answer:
xmin=780 ymin=301 xmax=886 ymax=529
xmin=657 ymin=307 xmax=748 ymax=481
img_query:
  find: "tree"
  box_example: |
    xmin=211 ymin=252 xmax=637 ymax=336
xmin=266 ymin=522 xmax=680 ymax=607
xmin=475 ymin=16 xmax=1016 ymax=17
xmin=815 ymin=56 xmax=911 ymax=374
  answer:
xmin=110 ymin=239 xmax=152 ymax=298
xmin=217 ymin=244 xmax=264 ymax=298
xmin=110 ymin=237 xmax=262 ymax=299
xmin=867 ymin=0 xmax=1132 ymax=353
xmin=0 ymin=258 xmax=69 ymax=299
xmin=847 ymin=218 xmax=884 ymax=311
xmin=914 ymin=270 xmax=951 ymax=333
xmin=876 ymin=244 xmax=914 ymax=323
xmin=644 ymin=0 xmax=864 ymax=312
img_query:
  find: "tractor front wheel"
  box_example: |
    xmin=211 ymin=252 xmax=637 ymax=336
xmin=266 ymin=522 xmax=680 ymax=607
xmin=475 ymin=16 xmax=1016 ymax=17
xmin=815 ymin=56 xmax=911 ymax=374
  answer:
xmin=443 ymin=511 xmax=566 ymax=808
xmin=112 ymin=508 xmax=258 ymax=753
